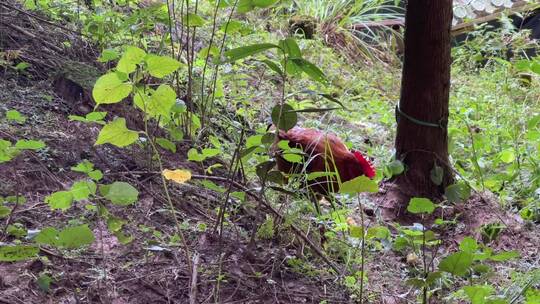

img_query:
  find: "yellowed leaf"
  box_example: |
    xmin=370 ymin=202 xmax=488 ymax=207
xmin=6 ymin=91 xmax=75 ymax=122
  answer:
xmin=162 ymin=169 xmax=192 ymax=184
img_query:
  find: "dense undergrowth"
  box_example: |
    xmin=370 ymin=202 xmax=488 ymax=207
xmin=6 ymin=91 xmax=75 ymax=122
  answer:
xmin=1 ymin=0 xmax=539 ymax=303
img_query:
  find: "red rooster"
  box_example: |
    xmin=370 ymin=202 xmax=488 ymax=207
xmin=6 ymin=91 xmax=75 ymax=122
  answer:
xmin=274 ymin=127 xmax=376 ymax=195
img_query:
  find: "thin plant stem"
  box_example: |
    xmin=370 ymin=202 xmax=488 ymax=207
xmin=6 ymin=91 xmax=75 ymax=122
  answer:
xmin=357 ymin=194 xmax=366 ymax=304
xmin=138 ymin=85 xmax=192 ymax=272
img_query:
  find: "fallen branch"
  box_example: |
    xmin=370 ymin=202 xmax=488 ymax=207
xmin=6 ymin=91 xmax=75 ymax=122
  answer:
xmin=189 ymin=252 xmax=200 ymax=304
xmin=0 ymin=21 xmax=64 ymax=53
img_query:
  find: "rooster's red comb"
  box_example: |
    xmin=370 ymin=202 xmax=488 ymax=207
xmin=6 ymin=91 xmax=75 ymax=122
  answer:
xmin=352 ymin=151 xmax=376 ymax=179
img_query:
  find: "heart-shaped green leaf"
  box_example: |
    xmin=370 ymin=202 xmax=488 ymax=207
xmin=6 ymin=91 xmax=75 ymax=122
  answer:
xmin=271 ymin=103 xmax=297 ymax=131
xmin=95 ymin=118 xmax=139 ymax=147
xmin=340 ymin=176 xmax=378 ymax=194
xmin=58 ymin=225 xmax=95 ymax=249
xmin=92 ymin=72 xmax=132 ymax=105
xmin=407 ymin=197 xmax=435 ymax=215
xmin=102 ymin=182 xmax=139 ymax=206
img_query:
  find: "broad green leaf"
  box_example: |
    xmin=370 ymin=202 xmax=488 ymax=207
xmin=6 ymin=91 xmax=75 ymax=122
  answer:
xmin=92 ymin=72 xmax=132 ymax=105
xmin=489 ymin=250 xmax=519 ymax=261
xmin=282 ymin=57 xmax=302 ymax=75
xmin=271 ymin=103 xmax=297 ymax=131
xmin=114 ymin=230 xmax=134 ymax=244
xmin=367 ymin=226 xmax=391 ymax=240
xmin=0 ymin=245 xmax=39 ymax=262
xmin=15 ymin=62 xmax=30 ymax=71
xmin=4 ymin=196 xmax=26 ymax=204
xmin=0 ymin=206 xmax=10 ymax=218
xmin=103 ymin=182 xmax=139 ymax=206
xmin=388 ymin=159 xmax=404 ymax=175
xmin=0 ymin=139 xmax=19 ymax=163
xmin=7 ymin=224 xmax=26 ymax=238
xmin=340 ymin=176 xmax=378 ymax=194
xmin=350 ymin=226 xmax=364 ymax=238
xmin=135 ymin=85 xmax=176 ymax=121
xmin=34 ymin=227 xmax=59 ymax=246
xmin=6 ymin=109 xmax=26 ymax=123
xmin=261 ymin=132 xmax=275 ymax=145
xmin=231 ymin=191 xmax=246 ymax=201
xmin=71 ymin=160 xmax=102 ymax=180
xmin=58 ymin=225 xmax=95 ymax=249
xmin=98 ymin=49 xmax=119 ymax=63
xmin=237 ymin=0 xmax=254 ymax=13
xmin=70 ymin=180 xmax=97 ymax=201
xmin=463 ymin=285 xmax=493 ymax=304
xmin=224 ymin=43 xmax=278 ymax=62
xmin=526 ymin=289 xmax=540 ymax=304
xmin=145 ymin=55 xmax=181 ymax=78
xmin=459 ymin=237 xmax=478 ymax=253
xmin=198 ymin=46 xmax=220 ymax=59
xmin=202 ymin=148 xmax=220 ymax=158
xmin=393 ymin=236 xmax=409 ymax=251
xmin=499 ymin=149 xmax=515 ymax=163
xmin=277 ymin=140 xmax=291 ymax=150
xmin=156 ymin=137 xmax=176 ymax=153
xmin=407 ymin=197 xmax=435 ymax=215
xmin=187 ymin=148 xmax=206 ymax=162
xmin=117 ymin=46 xmax=146 ymax=74
xmin=439 ymin=251 xmax=474 ymax=276
xmin=107 ymin=216 xmax=125 ymax=232
xmin=527 ymin=115 xmax=540 ymax=129
xmin=22 ymin=0 xmax=37 ymax=9
xmin=246 ymin=134 xmax=263 ymax=148
xmin=88 ymin=170 xmax=103 ymax=181
xmin=266 ymin=171 xmax=285 ymax=184
xmin=183 ymin=13 xmax=205 ymax=27
xmin=445 ymin=182 xmax=471 ymax=203
xmin=515 ymin=59 xmax=531 ymax=71
xmin=472 ymin=264 xmax=491 ymax=275
xmin=69 ymin=111 xmax=107 ymax=124
xmin=45 ymin=191 xmax=74 ymax=211
xmin=526 ymin=130 xmax=540 ymax=141
xmin=95 ymin=118 xmax=139 ymax=147
xmin=199 ymin=180 xmax=226 ymax=193
xmin=290 ymin=58 xmax=327 ymax=84
xmin=220 ymin=20 xmax=245 ymax=34
xmin=15 ymin=139 xmax=45 ymax=150
xmin=282 ymin=153 xmax=303 ymax=163
xmin=71 ymin=160 xmax=95 ymax=173
xmin=260 ymin=59 xmax=283 ymax=76
xmin=169 ymin=127 xmax=184 ymax=141
xmin=279 ymin=38 xmax=302 ymax=58
xmin=148 ymin=84 xmax=176 ymax=122
xmin=240 ymin=146 xmax=263 ymax=158
xmin=307 ymin=171 xmax=336 ymax=181
xmin=531 ymin=61 xmax=540 ymax=75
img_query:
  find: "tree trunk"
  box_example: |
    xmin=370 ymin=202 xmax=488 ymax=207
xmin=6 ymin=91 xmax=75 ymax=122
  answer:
xmin=385 ymin=0 xmax=454 ymax=217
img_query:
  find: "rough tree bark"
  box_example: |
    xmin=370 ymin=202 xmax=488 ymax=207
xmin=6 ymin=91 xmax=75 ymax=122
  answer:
xmin=384 ymin=0 xmax=454 ymax=218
